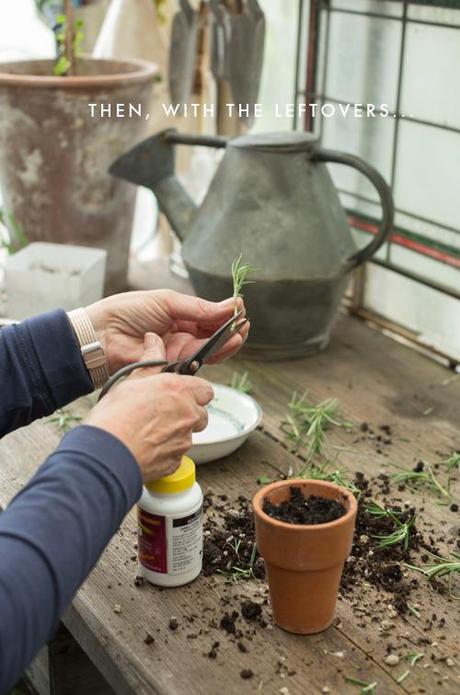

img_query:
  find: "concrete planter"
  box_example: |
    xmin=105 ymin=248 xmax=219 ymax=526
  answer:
xmin=5 ymin=242 xmax=106 ymax=320
xmin=0 ymin=57 xmax=156 ymax=293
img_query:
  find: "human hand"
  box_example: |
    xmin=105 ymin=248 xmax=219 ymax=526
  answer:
xmin=86 ymin=289 xmax=249 ymax=374
xmin=85 ymin=334 xmax=213 ymax=482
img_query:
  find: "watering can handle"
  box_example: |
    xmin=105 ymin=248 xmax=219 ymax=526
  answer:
xmin=312 ymin=147 xmax=394 ymax=270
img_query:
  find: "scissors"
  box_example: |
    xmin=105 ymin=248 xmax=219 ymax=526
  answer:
xmin=98 ymin=309 xmax=247 ymax=400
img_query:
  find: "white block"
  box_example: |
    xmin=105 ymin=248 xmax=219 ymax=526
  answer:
xmin=5 ymin=242 xmax=107 ymax=320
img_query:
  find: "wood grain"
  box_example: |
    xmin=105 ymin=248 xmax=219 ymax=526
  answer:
xmin=1 ymin=313 xmax=459 ymax=695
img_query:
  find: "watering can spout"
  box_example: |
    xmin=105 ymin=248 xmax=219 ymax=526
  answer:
xmin=109 ymin=129 xmax=200 ymax=242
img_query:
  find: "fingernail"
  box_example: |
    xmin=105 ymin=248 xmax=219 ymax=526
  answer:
xmin=220 ymin=297 xmax=235 ymax=305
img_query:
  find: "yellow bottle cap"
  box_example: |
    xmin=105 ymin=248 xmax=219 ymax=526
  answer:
xmin=146 ymin=456 xmax=196 ymax=495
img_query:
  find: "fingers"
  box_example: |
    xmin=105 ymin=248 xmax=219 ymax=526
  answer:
xmin=162 ymin=290 xmax=245 ymax=325
xmin=180 ymin=375 xmax=214 ymax=406
xmin=192 ymin=405 xmax=209 ymax=432
xmin=131 ymin=332 xmax=167 ymax=377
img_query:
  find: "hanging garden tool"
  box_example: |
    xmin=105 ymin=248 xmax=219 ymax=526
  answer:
xmin=169 ymin=0 xmax=200 ymax=104
xmin=209 ymin=0 xmax=265 ymax=128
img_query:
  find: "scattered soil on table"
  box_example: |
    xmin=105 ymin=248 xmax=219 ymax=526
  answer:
xmin=203 ymin=493 xmax=265 ymax=579
xmin=341 ymin=486 xmax=420 ymax=614
xmin=263 ymin=486 xmax=347 ymax=525
xmin=202 ymin=470 xmax=442 ymax=618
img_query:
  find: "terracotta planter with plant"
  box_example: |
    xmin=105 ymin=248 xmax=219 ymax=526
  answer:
xmin=253 ymin=479 xmax=357 ymax=634
xmin=0 ymin=2 xmax=156 ymax=293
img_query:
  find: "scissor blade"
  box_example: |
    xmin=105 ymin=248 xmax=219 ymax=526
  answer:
xmin=179 ymin=310 xmax=246 ymax=374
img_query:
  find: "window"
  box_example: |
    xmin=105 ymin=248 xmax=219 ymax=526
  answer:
xmin=300 ymin=0 xmax=460 ymax=364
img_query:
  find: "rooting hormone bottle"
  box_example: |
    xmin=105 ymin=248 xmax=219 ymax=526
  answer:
xmin=137 ymin=456 xmax=203 ymax=587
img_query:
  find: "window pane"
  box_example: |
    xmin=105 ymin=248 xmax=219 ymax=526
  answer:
xmin=401 ymin=22 xmax=460 ymax=130
xmin=389 ymin=244 xmax=460 ymax=295
xmin=321 ymin=110 xmax=395 ymax=202
xmin=364 ymin=264 xmax=460 ymax=361
xmin=408 ymin=4 xmax=460 ymax=28
xmin=324 ymin=12 xmax=402 ymax=110
xmin=394 ymin=121 xmax=460 ymax=231
xmin=331 ymin=0 xmax=403 ymax=18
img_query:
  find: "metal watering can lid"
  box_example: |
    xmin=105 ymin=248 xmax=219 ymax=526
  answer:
xmin=230 ymin=131 xmax=318 ymax=153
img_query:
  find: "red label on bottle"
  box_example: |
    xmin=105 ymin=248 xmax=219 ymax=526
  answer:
xmin=138 ymin=508 xmax=167 ymax=573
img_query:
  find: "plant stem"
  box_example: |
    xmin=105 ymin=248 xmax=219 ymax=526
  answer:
xmin=64 ymin=0 xmax=75 ymax=75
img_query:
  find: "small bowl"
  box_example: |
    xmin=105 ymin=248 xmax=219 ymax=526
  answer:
xmin=190 ymin=383 xmax=263 ymax=464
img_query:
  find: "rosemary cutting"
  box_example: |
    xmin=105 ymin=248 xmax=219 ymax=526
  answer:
xmin=297 ymin=461 xmax=361 ymax=498
xmin=230 ymin=371 xmax=252 ymax=394
xmin=405 ymin=551 xmax=460 ymax=599
xmin=281 ymin=391 xmax=353 ymax=459
xmin=390 ymin=463 xmax=450 ymax=498
xmin=365 ymin=501 xmax=415 ymax=550
xmin=231 ymin=253 xmax=256 ymax=317
xmin=49 ymin=408 xmax=82 ymax=434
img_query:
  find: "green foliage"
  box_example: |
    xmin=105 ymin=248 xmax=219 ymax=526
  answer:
xmin=154 ymin=0 xmax=168 ymax=24
xmin=390 ymin=463 xmax=450 ymax=498
xmin=365 ymin=501 xmax=415 ymax=550
xmin=230 ymin=371 xmax=252 ymax=394
xmin=296 ymin=460 xmax=361 ymax=497
xmin=344 ymin=676 xmax=378 ymax=694
xmin=406 ymin=551 xmax=460 ymax=599
xmin=231 ymin=253 xmax=256 ymax=317
xmin=53 ymin=12 xmax=84 ymax=77
xmin=0 ymin=208 xmax=28 ymax=254
xmin=280 ymin=391 xmax=353 ymax=459
xmin=49 ymin=408 xmax=82 ymax=433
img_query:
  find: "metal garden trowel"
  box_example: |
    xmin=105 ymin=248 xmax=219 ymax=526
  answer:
xmin=169 ymin=0 xmax=199 ymax=105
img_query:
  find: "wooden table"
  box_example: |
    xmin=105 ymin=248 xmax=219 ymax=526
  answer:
xmin=1 ymin=304 xmax=459 ymax=695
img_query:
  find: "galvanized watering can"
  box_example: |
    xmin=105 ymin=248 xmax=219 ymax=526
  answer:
xmin=111 ymin=130 xmax=394 ymax=359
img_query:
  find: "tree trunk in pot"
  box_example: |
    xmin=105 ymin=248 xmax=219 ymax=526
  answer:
xmin=0 ymin=58 xmax=156 ymax=293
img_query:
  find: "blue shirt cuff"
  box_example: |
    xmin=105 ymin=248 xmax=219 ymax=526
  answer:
xmin=24 ymin=309 xmax=93 ymax=411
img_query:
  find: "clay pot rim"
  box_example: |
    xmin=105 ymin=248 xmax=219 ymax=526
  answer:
xmin=0 ymin=57 xmax=158 ymax=89
xmin=253 ymin=479 xmax=357 ymax=531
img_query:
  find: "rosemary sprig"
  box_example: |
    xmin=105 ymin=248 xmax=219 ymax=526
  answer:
xmin=365 ymin=501 xmax=415 ymax=550
xmin=231 ymin=253 xmax=255 ymax=317
xmin=49 ymin=408 xmax=82 ymax=433
xmin=441 ymin=451 xmax=460 ymax=472
xmin=390 ymin=463 xmax=450 ymax=498
xmin=281 ymin=391 xmax=352 ymax=459
xmin=405 ymin=551 xmax=460 ymax=599
xmin=344 ymin=676 xmax=378 ymax=694
xmin=297 ymin=461 xmax=361 ymax=498
xmin=230 ymin=371 xmax=253 ymax=394
xmin=219 ymin=542 xmax=258 ymax=583
xmin=404 ymin=652 xmax=424 ymax=667
xmin=440 ymin=451 xmax=460 ymax=491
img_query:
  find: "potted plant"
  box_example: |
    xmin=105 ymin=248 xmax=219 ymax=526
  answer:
xmin=253 ymin=479 xmax=357 ymax=634
xmin=0 ymin=0 xmax=157 ymax=293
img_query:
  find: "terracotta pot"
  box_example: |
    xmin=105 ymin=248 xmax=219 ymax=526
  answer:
xmin=253 ymin=479 xmax=357 ymax=634
xmin=0 ymin=58 xmax=156 ymax=293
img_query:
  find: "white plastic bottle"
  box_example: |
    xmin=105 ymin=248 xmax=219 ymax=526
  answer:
xmin=137 ymin=456 xmax=203 ymax=587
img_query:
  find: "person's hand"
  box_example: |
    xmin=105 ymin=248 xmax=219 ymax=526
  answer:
xmin=85 ymin=334 xmax=213 ymax=482
xmin=86 ymin=289 xmax=249 ymax=374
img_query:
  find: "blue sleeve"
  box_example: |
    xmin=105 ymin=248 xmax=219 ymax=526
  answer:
xmin=0 ymin=425 xmax=142 ymax=694
xmin=0 ymin=309 xmax=93 ymax=437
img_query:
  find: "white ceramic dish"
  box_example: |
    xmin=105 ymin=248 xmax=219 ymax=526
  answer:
xmin=189 ymin=383 xmax=263 ymax=464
